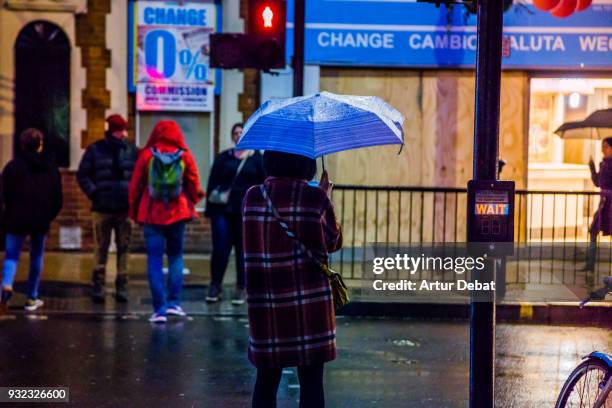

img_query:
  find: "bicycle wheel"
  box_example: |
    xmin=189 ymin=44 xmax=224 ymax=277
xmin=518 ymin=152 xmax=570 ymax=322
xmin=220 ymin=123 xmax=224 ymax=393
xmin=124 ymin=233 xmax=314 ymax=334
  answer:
xmin=555 ymin=357 xmax=611 ymax=408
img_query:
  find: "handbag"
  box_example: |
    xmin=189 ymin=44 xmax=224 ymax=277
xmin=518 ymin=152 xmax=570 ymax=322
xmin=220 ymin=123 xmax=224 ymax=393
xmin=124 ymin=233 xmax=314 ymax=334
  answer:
xmin=208 ymin=155 xmax=248 ymax=205
xmin=259 ymin=185 xmax=349 ymax=311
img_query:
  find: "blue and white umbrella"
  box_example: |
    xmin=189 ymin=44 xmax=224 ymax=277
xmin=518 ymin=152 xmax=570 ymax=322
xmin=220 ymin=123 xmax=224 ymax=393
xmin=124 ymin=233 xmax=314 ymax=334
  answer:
xmin=235 ymin=91 xmax=405 ymax=158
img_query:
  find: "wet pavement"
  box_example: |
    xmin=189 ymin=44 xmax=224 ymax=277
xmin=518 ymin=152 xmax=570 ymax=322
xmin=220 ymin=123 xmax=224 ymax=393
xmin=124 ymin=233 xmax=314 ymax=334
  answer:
xmin=1 ymin=314 xmax=610 ymax=407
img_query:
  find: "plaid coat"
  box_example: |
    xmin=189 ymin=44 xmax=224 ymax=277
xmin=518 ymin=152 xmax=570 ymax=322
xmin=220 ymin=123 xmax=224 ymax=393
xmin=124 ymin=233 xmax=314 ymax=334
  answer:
xmin=242 ymin=177 xmax=342 ymax=368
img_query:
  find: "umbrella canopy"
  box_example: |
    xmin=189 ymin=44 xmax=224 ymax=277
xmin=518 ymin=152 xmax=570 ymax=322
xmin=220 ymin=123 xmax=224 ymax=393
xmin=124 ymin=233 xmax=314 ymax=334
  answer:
xmin=235 ymin=91 xmax=405 ymax=158
xmin=554 ymin=108 xmax=612 ymax=139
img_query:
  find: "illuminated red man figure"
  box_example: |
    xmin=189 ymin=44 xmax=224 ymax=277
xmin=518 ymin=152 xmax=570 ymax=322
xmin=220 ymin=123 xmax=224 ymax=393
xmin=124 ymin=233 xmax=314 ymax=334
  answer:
xmin=262 ymin=6 xmax=273 ymax=28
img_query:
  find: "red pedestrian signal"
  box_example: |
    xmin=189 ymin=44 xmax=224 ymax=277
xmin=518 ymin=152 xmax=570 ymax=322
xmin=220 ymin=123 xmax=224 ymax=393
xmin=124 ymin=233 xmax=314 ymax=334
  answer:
xmin=262 ymin=6 xmax=274 ymax=28
xmin=248 ymin=0 xmax=286 ymax=69
xmin=249 ymin=0 xmax=285 ymax=35
xmin=210 ymin=0 xmax=286 ymax=70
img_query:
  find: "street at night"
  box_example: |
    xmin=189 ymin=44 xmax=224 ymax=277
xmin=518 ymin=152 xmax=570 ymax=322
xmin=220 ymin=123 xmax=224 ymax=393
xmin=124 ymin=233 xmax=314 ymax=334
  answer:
xmin=2 ymin=313 xmax=610 ymax=407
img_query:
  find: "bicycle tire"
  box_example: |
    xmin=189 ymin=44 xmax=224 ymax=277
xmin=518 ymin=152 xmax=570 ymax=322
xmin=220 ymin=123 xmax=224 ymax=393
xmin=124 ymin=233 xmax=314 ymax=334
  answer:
xmin=555 ymin=357 xmax=611 ymax=408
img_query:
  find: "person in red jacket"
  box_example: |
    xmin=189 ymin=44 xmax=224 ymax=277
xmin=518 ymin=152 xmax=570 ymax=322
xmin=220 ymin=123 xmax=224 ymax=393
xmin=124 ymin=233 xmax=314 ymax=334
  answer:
xmin=128 ymin=121 xmax=204 ymax=323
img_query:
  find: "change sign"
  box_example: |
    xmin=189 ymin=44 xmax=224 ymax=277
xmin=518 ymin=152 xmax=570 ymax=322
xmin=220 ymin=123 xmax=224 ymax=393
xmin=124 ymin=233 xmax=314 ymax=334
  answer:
xmin=285 ymin=0 xmax=612 ymax=69
xmin=134 ymin=1 xmax=217 ymax=112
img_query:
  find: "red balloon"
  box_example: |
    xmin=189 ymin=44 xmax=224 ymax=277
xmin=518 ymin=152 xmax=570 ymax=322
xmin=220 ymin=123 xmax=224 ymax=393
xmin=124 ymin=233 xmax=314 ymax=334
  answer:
xmin=575 ymin=0 xmax=592 ymax=11
xmin=551 ymin=0 xmax=577 ymax=17
xmin=533 ymin=0 xmax=561 ymax=11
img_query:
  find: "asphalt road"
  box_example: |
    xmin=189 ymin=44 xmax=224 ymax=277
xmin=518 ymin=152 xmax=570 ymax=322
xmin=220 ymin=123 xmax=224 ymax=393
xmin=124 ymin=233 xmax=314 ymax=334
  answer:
xmin=0 ymin=314 xmax=610 ymax=407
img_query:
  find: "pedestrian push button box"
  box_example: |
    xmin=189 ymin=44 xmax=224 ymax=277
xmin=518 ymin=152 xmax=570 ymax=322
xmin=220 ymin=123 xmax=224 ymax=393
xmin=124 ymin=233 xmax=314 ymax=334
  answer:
xmin=467 ymin=180 xmax=515 ymax=243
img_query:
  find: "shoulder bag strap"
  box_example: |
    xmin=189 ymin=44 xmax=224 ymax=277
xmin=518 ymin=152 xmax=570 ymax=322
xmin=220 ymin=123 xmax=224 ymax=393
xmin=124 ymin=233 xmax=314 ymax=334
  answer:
xmin=225 ymin=153 xmax=248 ymax=189
xmin=259 ymin=185 xmax=331 ymax=276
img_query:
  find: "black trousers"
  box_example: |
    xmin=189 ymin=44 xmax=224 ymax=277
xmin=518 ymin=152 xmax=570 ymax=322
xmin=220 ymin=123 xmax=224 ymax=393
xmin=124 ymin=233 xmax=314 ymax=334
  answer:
xmin=209 ymin=213 xmax=245 ymax=288
xmin=252 ymin=364 xmax=325 ymax=408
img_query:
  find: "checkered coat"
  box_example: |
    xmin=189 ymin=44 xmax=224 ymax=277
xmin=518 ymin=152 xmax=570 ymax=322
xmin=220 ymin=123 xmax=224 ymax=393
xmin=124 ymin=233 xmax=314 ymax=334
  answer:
xmin=242 ymin=177 xmax=342 ymax=368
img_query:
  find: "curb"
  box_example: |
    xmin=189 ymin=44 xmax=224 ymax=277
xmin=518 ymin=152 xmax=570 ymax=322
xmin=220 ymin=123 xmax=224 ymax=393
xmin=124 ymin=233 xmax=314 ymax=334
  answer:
xmin=338 ymin=301 xmax=612 ymax=328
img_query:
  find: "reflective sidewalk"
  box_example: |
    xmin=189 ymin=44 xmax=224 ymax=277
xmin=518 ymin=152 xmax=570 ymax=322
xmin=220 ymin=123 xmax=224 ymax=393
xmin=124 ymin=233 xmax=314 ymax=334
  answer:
xmin=2 ymin=313 xmax=610 ymax=407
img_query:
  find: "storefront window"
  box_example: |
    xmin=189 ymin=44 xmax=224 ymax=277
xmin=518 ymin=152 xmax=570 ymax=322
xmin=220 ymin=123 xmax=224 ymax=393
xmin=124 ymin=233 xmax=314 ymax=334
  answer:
xmin=528 ymin=78 xmax=612 ymax=166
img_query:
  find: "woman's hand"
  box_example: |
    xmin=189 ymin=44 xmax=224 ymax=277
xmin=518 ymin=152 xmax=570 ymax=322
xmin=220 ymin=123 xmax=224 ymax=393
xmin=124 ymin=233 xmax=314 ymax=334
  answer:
xmin=589 ymin=158 xmax=597 ymax=177
xmin=319 ymin=170 xmax=333 ymax=197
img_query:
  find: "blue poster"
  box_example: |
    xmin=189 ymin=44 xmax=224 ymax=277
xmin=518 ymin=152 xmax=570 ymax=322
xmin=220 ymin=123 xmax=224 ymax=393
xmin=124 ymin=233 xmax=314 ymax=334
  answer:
xmin=285 ymin=0 xmax=612 ymax=69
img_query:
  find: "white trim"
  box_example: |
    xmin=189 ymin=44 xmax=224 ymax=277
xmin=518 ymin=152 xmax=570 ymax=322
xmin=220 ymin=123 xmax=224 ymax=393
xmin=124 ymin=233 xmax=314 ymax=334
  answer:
xmin=287 ymin=22 xmax=612 ymax=34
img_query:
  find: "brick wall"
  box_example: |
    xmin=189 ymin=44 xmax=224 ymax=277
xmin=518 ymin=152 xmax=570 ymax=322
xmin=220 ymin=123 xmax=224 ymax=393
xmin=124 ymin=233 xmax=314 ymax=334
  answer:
xmin=48 ymin=171 xmax=212 ymax=253
xmin=75 ymin=0 xmax=112 ymax=149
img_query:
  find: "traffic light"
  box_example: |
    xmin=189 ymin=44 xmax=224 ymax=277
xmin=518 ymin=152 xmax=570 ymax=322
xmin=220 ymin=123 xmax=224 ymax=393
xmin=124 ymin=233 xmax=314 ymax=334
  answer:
xmin=248 ymin=0 xmax=286 ymax=36
xmin=248 ymin=0 xmax=286 ymax=69
xmin=210 ymin=0 xmax=286 ymax=70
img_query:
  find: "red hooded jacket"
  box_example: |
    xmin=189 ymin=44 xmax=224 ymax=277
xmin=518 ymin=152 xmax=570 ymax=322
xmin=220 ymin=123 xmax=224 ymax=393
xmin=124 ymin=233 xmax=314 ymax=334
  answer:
xmin=128 ymin=121 xmax=204 ymax=225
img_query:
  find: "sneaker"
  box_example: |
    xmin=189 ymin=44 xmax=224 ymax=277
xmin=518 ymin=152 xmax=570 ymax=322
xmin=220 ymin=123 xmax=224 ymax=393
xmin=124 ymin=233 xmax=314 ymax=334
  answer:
xmin=231 ymin=288 xmax=246 ymax=305
xmin=0 ymin=288 xmax=13 ymax=312
xmin=148 ymin=313 xmax=167 ymax=323
xmin=206 ymin=285 xmax=222 ymax=303
xmin=167 ymin=305 xmax=187 ymax=317
xmin=24 ymin=298 xmax=44 ymax=312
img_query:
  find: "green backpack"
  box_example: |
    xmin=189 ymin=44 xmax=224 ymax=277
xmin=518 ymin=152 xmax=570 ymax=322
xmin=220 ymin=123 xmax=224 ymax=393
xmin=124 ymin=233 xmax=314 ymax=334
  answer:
xmin=148 ymin=148 xmax=185 ymax=204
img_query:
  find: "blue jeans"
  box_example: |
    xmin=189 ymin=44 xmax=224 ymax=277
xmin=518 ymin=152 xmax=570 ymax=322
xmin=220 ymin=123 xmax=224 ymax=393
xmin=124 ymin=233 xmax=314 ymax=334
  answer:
xmin=210 ymin=213 xmax=245 ymax=288
xmin=1 ymin=233 xmax=46 ymax=299
xmin=144 ymin=222 xmax=186 ymax=315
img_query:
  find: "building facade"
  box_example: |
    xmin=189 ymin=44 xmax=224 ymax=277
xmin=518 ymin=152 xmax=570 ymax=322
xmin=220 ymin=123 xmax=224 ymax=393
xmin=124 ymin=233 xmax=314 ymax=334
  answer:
xmin=0 ymin=0 xmax=253 ymax=251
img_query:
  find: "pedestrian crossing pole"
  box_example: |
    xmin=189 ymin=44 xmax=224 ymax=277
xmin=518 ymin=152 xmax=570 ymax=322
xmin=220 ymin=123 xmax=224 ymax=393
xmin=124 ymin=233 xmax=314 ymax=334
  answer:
xmin=470 ymin=0 xmax=504 ymax=407
xmin=292 ymin=0 xmax=305 ymax=97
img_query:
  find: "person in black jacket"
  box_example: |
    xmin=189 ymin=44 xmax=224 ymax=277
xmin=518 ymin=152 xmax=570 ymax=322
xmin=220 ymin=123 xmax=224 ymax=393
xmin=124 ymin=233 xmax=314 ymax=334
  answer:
xmin=205 ymin=123 xmax=266 ymax=304
xmin=77 ymin=115 xmax=138 ymax=303
xmin=0 ymin=128 xmax=62 ymax=312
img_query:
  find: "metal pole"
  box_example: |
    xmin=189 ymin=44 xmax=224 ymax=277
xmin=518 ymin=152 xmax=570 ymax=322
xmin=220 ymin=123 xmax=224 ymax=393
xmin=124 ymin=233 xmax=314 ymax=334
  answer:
xmin=292 ymin=0 xmax=305 ymax=97
xmin=470 ymin=0 xmax=504 ymax=407
xmin=473 ymin=0 xmax=503 ymax=181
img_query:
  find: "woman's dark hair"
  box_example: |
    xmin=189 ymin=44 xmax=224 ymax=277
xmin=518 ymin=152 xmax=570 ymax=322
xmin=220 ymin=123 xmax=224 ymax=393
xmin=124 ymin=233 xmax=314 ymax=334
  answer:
xmin=19 ymin=128 xmax=44 ymax=153
xmin=231 ymin=122 xmax=244 ymax=135
xmin=263 ymin=151 xmax=317 ymax=180
xmin=603 ymin=136 xmax=612 ymax=148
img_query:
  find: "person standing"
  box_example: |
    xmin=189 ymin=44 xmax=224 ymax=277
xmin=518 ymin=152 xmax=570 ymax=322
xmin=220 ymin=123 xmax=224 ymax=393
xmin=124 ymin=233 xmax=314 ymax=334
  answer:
xmin=242 ymin=151 xmax=342 ymax=408
xmin=205 ymin=123 xmax=265 ymax=304
xmin=128 ymin=120 xmax=204 ymax=323
xmin=77 ymin=114 xmax=138 ymax=303
xmin=585 ymin=136 xmax=612 ymax=270
xmin=0 ymin=129 xmax=63 ymax=312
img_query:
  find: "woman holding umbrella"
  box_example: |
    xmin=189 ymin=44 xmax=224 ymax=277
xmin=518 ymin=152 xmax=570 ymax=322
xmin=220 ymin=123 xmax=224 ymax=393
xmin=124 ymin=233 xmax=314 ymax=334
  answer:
xmin=243 ymin=153 xmax=341 ymax=407
xmin=587 ymin=136 xmax=612 ymax=242
xmin=555 ymin=110 xmax=612 ymax=270
xmin=237 ymin=92 xmax=404 ymax=407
